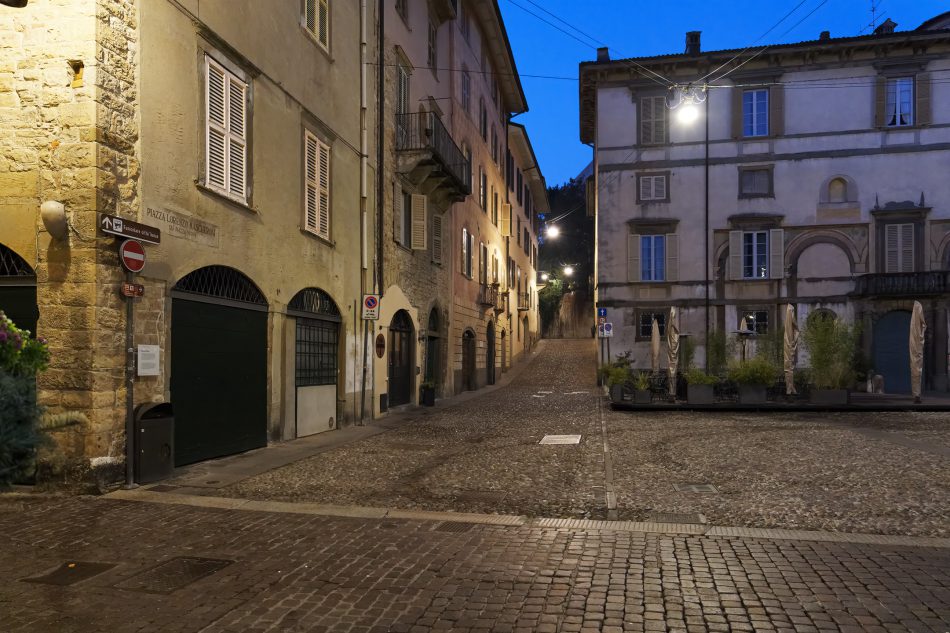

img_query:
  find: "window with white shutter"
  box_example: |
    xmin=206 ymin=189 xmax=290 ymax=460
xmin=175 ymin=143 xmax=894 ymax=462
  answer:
xmin=479 ymin=242 xmax=487 ymax=284
xmin=304 ymin=0 xmax=329 ymax=50
xmin=501 ymin=203 xmax=511 ymax=237
xmin=461 ymin=227 xmax=470 ymax=277
xmin=884 ymin=223 xmax=915 ymax=273
xmin=639 ymin=95 xmax=667 ymax=145
xmin=205 ymin=55 xmax=248 ymax=203
xmin=410 ymin=194 xmax=427 ymax=250
xmin=638 ymin=174 xmax=668 ymax=202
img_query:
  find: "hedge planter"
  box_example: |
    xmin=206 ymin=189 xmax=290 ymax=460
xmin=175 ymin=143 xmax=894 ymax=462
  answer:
xmin=738 ymin=384 xmax=767 ymax=404
xmin=809 ymin=389 xmax=849 ymax=406
xmin=609 ymin=384 xmax=624 ymax=403
xmin=634 ymin=390 xmax=651 ymax=404
xmin=687 ymin=384 xmax=715 ymax=405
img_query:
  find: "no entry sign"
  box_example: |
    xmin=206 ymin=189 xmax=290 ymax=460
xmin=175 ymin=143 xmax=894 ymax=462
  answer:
xmin=119 ymin=239 xmax=146 ymax=273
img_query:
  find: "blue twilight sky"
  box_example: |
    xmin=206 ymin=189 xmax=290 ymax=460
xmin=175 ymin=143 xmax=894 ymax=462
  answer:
xmin=498 ymin=0 xmax=950 ymax=187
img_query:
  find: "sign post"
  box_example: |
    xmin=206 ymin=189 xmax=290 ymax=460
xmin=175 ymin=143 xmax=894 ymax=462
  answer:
xmin=119 ymin=239 xmax=146 ymax=273
xmin=99 ymin=213 xmax=161 ymax=244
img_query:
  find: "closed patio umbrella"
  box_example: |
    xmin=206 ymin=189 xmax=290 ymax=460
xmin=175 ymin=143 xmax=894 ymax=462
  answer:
xmin=651 ymin=317 xmax=660 ymax=374
xmin=667 ymin=307 xmax=679 ymax=397
xmin=783 ymin=304 xmax=799 ymax=395
xmin=910 ymin=301 xmax=926 ymax=403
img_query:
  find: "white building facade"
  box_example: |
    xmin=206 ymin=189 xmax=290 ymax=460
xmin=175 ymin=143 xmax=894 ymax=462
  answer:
xmin=581 ymin=13 xmax=950 ymax=392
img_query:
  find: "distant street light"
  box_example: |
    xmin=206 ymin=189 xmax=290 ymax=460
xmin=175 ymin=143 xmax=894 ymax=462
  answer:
xmin=545 ymin=225 xmax=560 ymax=239
xmin=541 ymin=273 xmax=549 ymax=281
xmin=677 ymin=103 xmax=699 ymax=125
xmin=563 ymin=266 xmax=574 ymax=277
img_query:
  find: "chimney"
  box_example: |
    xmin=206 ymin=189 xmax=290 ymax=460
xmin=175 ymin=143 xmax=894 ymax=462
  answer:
xmin=873 ymin=18 xmax=897 ymax=35
xmin=596 ymin=47 xmax=610 ymax=62
xmin=819 ymin=31 xmax=830 ymax=40
xmin=685 ymin=31 xmax=701 ymax=55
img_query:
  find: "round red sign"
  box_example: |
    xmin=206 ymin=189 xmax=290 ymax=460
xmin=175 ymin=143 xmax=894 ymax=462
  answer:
xmin=119 ymin=239 xmax=146 ymax=273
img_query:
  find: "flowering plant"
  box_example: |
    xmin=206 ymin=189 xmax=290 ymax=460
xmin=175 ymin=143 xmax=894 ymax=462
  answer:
xmin=0 ymin=311 xmax=49 ymax=377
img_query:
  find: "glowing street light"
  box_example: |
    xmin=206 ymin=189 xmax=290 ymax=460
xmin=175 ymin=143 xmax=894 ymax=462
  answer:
xmin=545 ymin=225 xmax=560 ymax=238
xmin=677 ymin=103 xmax=699 ymax=125
xmin=541 ymin=273 xmax=550 ymax=281
xmin=563 ymin=266 xmax=574 ymax=277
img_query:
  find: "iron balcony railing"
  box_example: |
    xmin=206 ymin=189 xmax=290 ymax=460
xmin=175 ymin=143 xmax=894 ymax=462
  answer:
xmin=396 ymin=111 xmax=471 ymax=195
xmin=479 ymin=283 xmax=499 ymax=308
xmin=853 ymin=271 xmax=950 ymax=296
xmin=517 ymin=292 xmax=530 ymax=311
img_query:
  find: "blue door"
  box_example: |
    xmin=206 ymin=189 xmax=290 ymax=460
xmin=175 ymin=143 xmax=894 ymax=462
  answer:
xmin=873 ymin=310 xmax=912 ymax=394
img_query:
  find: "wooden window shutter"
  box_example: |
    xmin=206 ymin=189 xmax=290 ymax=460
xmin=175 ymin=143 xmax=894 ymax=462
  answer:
xmin=729 ymin=230 xmax=743 ymax=280
xmin=665 ymin=234 xmax=678 ymax=282
xmin=469 ymin=233 xmax=475 ymax=278
xmin=501 ymin=203 xmax=511 ymax=236
xmin=318 ymin=0 xmax=329 ymax=48
xmin=639 ymin=176 xmax=651 ymax=200
xmin=769 ymin=85 xmax=784 ymax=136
xmin=639 ymin=96 xmax=653 ymax=145
xmin=305 ymin=0 xmax=316 ymax=33
xmin=627 ymin=234 xmax=641 ymax=282
xmin=393 ymin=186 xmax=403 ymax=244
xmin=461 ymin=227 xmax=468 ymax=273
xmin=769 ymin=229 xmax=784 ymax=279
xmin=227 ymin=74 xmax=247 ymax=199
xmin=317 ymin=140 xmax=330 ymax=237
xmin=304 ymin=132 xmax=319 ymax=234
xmin=655 ymin=96 xmax=667 ymax=144
xmin=885 ymin=224 xmax=899 ymax=273
xmin=900 ymin=223 xmax=914 ymax=272
xmin=731 ymin=85 xmax=743 ymax=139
xmin=206 ymin=58 xmax=228 ymax=191
xmin=431 ymin=213 xmax=443 ymax=264
xmin=916 ymin=73 xmax=932 ymax=126
xmin=875 ymin=76 xmax=887 ymax=128
xmin=410 ymin=194 xmax=427 ymax=250
xmin=654 ymin=176 xmax=667 ymax=200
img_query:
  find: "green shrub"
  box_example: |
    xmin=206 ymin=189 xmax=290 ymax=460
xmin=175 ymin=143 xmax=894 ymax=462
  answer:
xmin=685 ymin=369 xmax=718 ymax=386
xmin=802 ymin=315 xmax=860 ymax=389
xmin=604 ymin=365 xmax=632 ymax=387
xmin=727 ymin=356 xmax=778 ymax=386
xmin=679 ymin=336 xmax=695 ymax=373
xmin=706 ymin=330 xmax=731 ymax=376
xmin=632 ymin=371 xmax=651 ymax=391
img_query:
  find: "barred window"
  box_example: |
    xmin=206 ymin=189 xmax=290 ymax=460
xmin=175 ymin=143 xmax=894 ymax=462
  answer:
xmin=296 ymin=318 xmax=338 ymax=386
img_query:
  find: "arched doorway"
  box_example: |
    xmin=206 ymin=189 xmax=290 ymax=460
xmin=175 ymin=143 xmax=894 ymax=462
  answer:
xmin=289 ymin=288 xmax=341 ymax=437
xmin=388 ymin=310 xmax=414 ymax=406
xmin=500 ymin=329 xmax=507 ymax=373
xmin=486 ymin=321 xmax=496 ymax=385
xmin=873 ymin=310 xmax=912 ymax=394
xmin=0 ymin=244 xmax=38 ymax=336
xmin=523 ymin=316 xmax=529 ymax=350
xmin=171 ymin=265 xmax=268 ymax=466
xmin=425 ymin=308 xmax=441 ymax=388
xmin=462 ymin=329 xmax=476 ymax=390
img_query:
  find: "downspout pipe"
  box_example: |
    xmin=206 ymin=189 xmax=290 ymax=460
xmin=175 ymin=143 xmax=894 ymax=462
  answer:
xmin=376 ymin=0 xmax=385 ymax=296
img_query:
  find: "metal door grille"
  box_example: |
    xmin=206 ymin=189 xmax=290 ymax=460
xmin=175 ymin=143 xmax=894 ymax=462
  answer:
xmin=296 ymin=317 xmax=338 ymax=386
xmin=0 ymin=245 xmax=33 ymax=277
xmin=289 ymin=288 xmax=340 ymax=320
xmin=173 ymin=266 xmax=265 ymax=305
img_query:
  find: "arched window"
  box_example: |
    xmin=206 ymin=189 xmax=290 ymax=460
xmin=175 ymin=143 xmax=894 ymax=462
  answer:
xmin=828 ymin=178 xmax=847 ymax=203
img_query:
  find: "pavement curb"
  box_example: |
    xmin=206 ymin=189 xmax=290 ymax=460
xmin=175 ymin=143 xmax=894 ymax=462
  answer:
xmin=106 ymin=488 xmax=950 ymax=548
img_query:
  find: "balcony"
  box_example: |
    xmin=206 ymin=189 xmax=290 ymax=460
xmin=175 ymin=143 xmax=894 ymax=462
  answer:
xmin=396 ymin=111 xmax=471 ymax=206
xmin=852 ymin=271 xmax=950 ymax=297
xmin=479 ymin=283 xmax=504 ymax=313
xmin=517 ymin=292 xmax=530 ymax=311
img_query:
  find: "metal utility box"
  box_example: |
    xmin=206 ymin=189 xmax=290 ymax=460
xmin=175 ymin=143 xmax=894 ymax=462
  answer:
xmin=134 ymin=403 xmax=174 ymax=483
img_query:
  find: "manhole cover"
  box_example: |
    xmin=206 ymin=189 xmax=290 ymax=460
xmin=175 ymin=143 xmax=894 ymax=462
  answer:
xmin=433 ymin=522 xmax=477 ymax=533
xmin=148 ymin=484 xmax=180 ymax=493
xmin=539 ymin=435 xmax=582 ymax=445
xmin=116 ymin=557 xmax=233 ymax=594
xmin=648 ymin=512 xmax=705 ymax=524
xmin=673 ymin=483 xmax=718 ymax=493
xmin=23 ymin=561 xmax=116 ymax=586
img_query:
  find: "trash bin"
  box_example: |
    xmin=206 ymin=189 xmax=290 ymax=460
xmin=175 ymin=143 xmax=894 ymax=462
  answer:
xmin=134 ymin=402 xmax=174 ymax=484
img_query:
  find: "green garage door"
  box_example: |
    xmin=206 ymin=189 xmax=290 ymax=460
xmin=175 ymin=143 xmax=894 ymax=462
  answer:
xmin=171 ymin=266 xmax=268 ymax=466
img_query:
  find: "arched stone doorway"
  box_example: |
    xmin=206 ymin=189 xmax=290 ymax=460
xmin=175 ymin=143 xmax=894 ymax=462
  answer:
xmin=288 ymin=288 xmax=341 ymax=437
xmin=462 ymin=329 xmax=476 ymax=391
xmin=171 ymin=265 xmax=268 ymax=466
xmin=425 ymin=308 xmax=441 ymax=388
xmin=388 ymin=310 xmax=414 ymax=406
xmin=873 ymin=310 xmax=912 ymax=394
xmin=486 ymin=321 xmax=496 ymax=385
xmin=0 ymin=243 xmax=38 ymax=336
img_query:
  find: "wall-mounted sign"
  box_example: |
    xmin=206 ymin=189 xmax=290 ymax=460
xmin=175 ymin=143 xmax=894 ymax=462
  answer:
xmin=121 ymin=282 xmax=145 ymax=298
xmin=99 ymin=213 xmax=161 ymax=244
xmin=119 ymin=239 xmax=146 ymax=273
xmin=137 ymin=345 xmax=160 ymax=376
xmin=375 ymin=333 xmax=386 ymax=358
xmin=362 ymin=294 xmax=380 ymax=320
xmin=144 ymin=207 xmax=219 ymax=248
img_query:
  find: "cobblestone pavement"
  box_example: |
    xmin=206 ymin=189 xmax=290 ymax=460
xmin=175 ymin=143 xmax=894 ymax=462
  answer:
xmin=1 ymin=495 xmax=949 ymax=633
xmin=223 ymin=339 xmax=950 ymax=537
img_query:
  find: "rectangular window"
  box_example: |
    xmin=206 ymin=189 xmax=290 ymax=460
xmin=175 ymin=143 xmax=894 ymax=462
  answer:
xmin=640 ymin=235 xmax=666 ymax=282
xmin=295 ymin=318 xmax=339 ymax=386
xmin=740 ymin=168 xmax=772 ymax=197
xmin=492 ymin=190 xmax=498 ymax=225
xmin=742 ymin=89 xmax=769 ymax=137
xmin=742 ymin=231 xmax=768 ymax=279
xmin=304 ymin=131 xmax=331 ymax=239
xmin=205 ymin=56 xmax=248 ymax=202
xmin=304 ymin=0 xmax=329 ymax=50
xmin=427 ymin=19 xmax=438 ymax=70
xmin=479 ymin=99 xmax=487 ymax=141
xmin=639 ymin=95 xmax=667 ymax=145
xmin=395 ymin=65 xmax=409 ymax=147
xmin=516 ymin=169 xmax=523 ymax=204
xmin=460 ymin=5 xmax=470 ymax=43
xmin=491 ymin=126 xmax=498 ymax=163
xmin=740 ymin=310 xmax=769 ymax=335
xmin=479 ymin=168 xmax=487 ymax=211
xmin=395 ymin=0 xmax=408 ymax=23
xmin=638 ymin=312 xmax=666 ymax=338
xmin=638 ymin=174 xmax=667 ymax=202
xmin=461 ymin=227 xmax=471 ymax=277
xmin=884 ymin=223 xmax=915 ymax=273
xmin=523 ymin=228 xmax=529 ymax=255
xmin=886 ymin=77 xmax=914 ymax=127
xmin=479 ymin=242 xmax=488 ymax=284
xmin=461 ymin=69 xmax=471 ymax=115
xmin=517 ymin=217 xmax=521 ymax=245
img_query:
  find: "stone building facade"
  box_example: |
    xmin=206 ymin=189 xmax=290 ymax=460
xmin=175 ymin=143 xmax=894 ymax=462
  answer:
xmin=581 ymin=13 xmax=950 ymax=392
xmin=1 ymin=0 xmax=376 ymax=478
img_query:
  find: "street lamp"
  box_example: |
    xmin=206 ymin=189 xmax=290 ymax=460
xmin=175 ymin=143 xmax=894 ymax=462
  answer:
xmin=677 ymin=103 xmax=700 ymax=125
xmin=541 ymin=273 xmax=549 ymax=281
xmin=545 ymin=225 xmax=560 ymax=239
xmin=563 ymin=266 xmax=574 ymax=277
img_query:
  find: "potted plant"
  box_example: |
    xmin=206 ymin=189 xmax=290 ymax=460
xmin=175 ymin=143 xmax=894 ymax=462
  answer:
xmin=419 ymin=380 xmax=436 ymax=407
xmin=632 ymin=371 xmax=651 ymax=404
xmin=685 ymin=369 xmax=718 ymax=405
xmin=727 ymin=356 xmax=777 ymax=404
xmin=802 ymin=315 xmax=859 ymax=405
xmin=606 ymin=365 xmax=632 ymax=402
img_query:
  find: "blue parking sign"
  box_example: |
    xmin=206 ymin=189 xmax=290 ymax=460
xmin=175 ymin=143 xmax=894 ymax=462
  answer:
xmin=597 ymin=307 xmax=607 ymax=317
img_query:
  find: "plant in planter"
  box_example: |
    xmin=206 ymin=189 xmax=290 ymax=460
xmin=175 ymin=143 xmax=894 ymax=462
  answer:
xmin=727 ymin=356 xmax=777 ymax=404
xmin=606 ymin=365 xmax=633 ymax=402
xmin=419 ymin=380 xmax=436 ymax=406
xmin=685 ymin=369 xmax=718 ymax=405
xmin=631 ymin=371 xmax=652 ymax=404
xmin=802 ymin=314 xmax=859 ymax=405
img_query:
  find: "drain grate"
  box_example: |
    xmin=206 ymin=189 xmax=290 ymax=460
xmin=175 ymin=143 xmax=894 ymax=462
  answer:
xmin=673 ymin=483 xmax=718 ymax=493
xmin=648 ymin=512 xmax=705 ymax=524
xmin=116 ymin=557 xmax=232 ymax=594
xmin=23 ymin=561 xmax=116 ymax=586
xmin=433 ymin=522 xmax=477 ymax=533
xmin=539 ymin=435 xmax=582 ymax=445
xmin=454 ymin=490 xmax=507 ymax=503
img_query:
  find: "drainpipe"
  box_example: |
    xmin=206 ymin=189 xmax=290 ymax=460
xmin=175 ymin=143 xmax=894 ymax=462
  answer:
xmin=704 ymin=93 xmax=710 ymax=372
xmin=376 ymin=0 xmax=385 ymax=296
xmin=358 ymin=0 xmax=370 ymax=424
